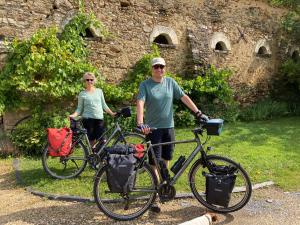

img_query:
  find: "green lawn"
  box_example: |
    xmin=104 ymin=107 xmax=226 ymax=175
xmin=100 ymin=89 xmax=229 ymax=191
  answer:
xmin=16 ymin=117 xmax=300 ymax=198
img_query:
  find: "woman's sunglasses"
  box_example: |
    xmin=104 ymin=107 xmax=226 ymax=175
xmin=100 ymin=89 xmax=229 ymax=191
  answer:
xmin=153 ymin=65 xmax=165 ymax=69
xmin=85 ymin=79 xmax=94 ymax=82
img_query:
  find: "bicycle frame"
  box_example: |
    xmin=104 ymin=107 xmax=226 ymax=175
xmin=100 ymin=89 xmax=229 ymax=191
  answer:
xmin=71 ymin=118 xmax=130 ymax=157
xmin=140 ymin=128 xmax=209 ymax=186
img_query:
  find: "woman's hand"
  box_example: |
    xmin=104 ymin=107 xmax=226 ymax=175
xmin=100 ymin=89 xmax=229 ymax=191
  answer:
xmin=69 ymin=112 xmax=78 ymax=119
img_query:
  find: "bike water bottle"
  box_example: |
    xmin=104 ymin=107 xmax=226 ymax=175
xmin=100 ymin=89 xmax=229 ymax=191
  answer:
xmin=171 ymin=156 xmax=186 ymax=174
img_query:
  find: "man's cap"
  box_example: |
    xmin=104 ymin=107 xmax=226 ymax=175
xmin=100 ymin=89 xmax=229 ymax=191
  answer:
xmin=151 ymin=57 xmax=166 ymax=66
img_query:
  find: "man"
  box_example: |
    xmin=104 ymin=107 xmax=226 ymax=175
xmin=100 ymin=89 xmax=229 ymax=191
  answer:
xmin=136 ymin=57 xmax=208 ymax=212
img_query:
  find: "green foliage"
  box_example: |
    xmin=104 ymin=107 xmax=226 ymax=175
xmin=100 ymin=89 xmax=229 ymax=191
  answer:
xmin=238 ymin=99 xmax=291 ymax=121
xmin=280 ymin=59 xmax=300 ymax=90
xmin=270 ymin=0 xmax=300 ymax=41
xmin=0 ymin=12 xmax=108 ymax=114
xmin=105 ymin=106 xmax=138 ymax=131
xmin=174 ymin=108 xmax=196 ymax=127
xmin=10 ymin=111 xmax=69 ymax=156
xmin=119 ymin=45 xmax=160 ymax=102
xmin=190 ymin=65 xmax=234 ymax=104
xmin=269 ymin=0 xmax=300 ymax=7
xmin=3 ymin=11 xmax=110 ymax=156
xmin=282 ymin=11 xmax=300 ymax=42
xmin=174 ymin=65 xmax=238 ymax=123
xmin=61 ymin=12 xmax=110 ymax=58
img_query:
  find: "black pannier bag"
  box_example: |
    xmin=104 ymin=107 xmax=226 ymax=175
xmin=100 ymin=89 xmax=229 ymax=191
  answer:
xmin=204 ymin=170 xmax=237 ymax=207
xmin=105 ymin=145 xmax=137 ymax=193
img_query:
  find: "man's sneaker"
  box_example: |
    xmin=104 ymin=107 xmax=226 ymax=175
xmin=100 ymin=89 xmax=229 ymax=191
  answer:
xmin=150 ymin=203 xmax=161 ymax=213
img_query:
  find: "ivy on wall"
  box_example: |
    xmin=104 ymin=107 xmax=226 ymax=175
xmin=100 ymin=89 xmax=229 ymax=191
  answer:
xmin=0 ymin=12 xmax=108 ymax=114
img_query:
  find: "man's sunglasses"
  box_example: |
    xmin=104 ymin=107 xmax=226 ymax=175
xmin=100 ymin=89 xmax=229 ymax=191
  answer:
xmin=85 ymin=79 xmax=94 ymax=82
xmin=153 ymin=65 xmax=165 ymax=69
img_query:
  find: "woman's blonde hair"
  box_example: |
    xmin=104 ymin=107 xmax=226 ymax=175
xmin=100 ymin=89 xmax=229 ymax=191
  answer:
xmin=82 ymin=72 xmax=97 ymax=82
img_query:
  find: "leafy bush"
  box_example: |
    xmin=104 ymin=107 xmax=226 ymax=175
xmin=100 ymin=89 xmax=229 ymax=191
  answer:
xmin=2 ymin=11 xmax=110 ymax=156
xmin=282 ymin=11 xmax=300 ymax=42
xmin=280 ymin=59 xmax=300 ymax=90
xmin=0 ymin=12 xmax=107 ymax=114
xmin=10 ymin=111 xmax=69 ymax=156
xmin=238 ymin=99 xmax=290 ymax=121
xmin=174 ymin=108 xmax=196 ymax=127
xmin=174 ymin=65 xmax=239 ymax=123
xmin=269 ymin=0 xmax=300 ymax=7
xmin=104 ymin=106 xmax=138 ymax=131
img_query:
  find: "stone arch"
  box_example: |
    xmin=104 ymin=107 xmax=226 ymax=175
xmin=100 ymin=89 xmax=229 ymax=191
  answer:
xmin=289 ymin=47 xmax=299 ymax=62
xmin=149 ymin=25 xmax=179 ymax=47
xmin=291 ymin=50 xmax=299 ymax=62
xmin=210 ymin=32 xmax=231 ymax=52
xmin=255 ymin=39 xmax=271 ymax=57
xmin=59 ymin=10 xmax=102 ymax=38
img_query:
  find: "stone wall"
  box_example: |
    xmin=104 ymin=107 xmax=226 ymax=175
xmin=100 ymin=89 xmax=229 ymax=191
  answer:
xmin=0 ymin=0 xmax=294 ymax=126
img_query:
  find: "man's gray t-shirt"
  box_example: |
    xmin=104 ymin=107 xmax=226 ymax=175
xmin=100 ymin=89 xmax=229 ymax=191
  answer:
xmin=137 ymin=77 xmax=185 ymax=128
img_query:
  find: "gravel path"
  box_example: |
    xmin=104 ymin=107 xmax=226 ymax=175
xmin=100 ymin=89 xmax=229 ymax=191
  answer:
xmin=0 ymin=160 xmax=299 ymax=225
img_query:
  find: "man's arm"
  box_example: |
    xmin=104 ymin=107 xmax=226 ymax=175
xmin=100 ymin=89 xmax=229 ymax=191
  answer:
xmin=136 ymin=99 xmax=151 ymax=134
xmin=181 ymin=94 xmax=209 ymax=120
xmin=180 ymin=94 xmax=200 ymax=114
xmin=136 ymin=99 xmax=145 ymax=125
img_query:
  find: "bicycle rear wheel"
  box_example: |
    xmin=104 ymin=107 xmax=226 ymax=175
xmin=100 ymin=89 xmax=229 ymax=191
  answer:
xmin=93 ymin=163 xmax=157 ymax=221
xmin=189 ymin=155 xmax=252 ymax=213
xmin=42 ymin=141 xmax=88 ymax=179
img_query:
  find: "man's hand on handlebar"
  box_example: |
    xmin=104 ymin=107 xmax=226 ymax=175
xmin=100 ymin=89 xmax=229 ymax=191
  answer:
xmin=195 ymin=110 xmax=209 ymax=122
xmin=137 ymin=123 xmax=151 ymax=135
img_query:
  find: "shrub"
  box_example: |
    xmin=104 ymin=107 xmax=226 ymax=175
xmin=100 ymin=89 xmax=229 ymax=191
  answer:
xmin=173 ymin=65 xmax=239 ymax=123
xmin=174 ymin=108 xmax=196 ymax=127
xmin=104 ymin=106 xmax=138 ymax=131
xmin=10 ymin=111 xmax=69 ymax=156
xmin=238 ymin=99 xmax=290 ymax=121
xmin=0 ymin=12 xmax=107 ymax=114
xmin=280 ymin=59 xmax=300 ymax=91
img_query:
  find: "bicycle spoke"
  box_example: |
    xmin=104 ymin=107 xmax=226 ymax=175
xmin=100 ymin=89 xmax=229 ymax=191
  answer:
xmin=42 ymin=142 xmax=88 ymax=179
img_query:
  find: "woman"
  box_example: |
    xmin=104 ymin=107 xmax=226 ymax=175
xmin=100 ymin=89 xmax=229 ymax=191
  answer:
xmin=70 ymin=72 xmax=116 ymax=147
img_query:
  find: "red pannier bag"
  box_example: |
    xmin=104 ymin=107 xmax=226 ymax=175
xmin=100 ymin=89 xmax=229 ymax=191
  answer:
xmin=47 ymin=127 xmax=72 ymax=157
xmin=134 ymin=144 xmax=145 ymax=159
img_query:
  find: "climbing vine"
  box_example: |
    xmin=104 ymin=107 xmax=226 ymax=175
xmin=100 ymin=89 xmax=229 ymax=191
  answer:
xmin=0 ymin=12 xmax=108 ymax=114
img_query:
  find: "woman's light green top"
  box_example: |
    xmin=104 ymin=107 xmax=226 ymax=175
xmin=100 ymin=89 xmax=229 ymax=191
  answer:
xmin=75 ymin=88 xmax=109 ymax=119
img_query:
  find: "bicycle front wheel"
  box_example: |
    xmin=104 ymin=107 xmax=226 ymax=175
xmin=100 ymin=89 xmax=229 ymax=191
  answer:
xmin=93 ymin=163 xmax=157 ymax=221
xmin=42 ymin=141 xmax=88 ymax=179
xmin=189 ymin=155 xmax=252 ymax=213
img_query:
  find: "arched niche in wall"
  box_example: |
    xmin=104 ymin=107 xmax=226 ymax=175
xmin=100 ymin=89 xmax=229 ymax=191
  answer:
xmin=255 ymin=39 xmax=271 ymax=58
xmin=149 ymin=25 xmax=178 ymax=48
xmin=59 ymin=10 xmax=102 ymax=40
xmin=210 ymin=32 xmax=231 ymax=53
xmin=290 ymin=47 xmax=299 ymax=62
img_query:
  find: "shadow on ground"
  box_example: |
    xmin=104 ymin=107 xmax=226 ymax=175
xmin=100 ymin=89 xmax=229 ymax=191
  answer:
xmin=0 ymin=202 xmax=235 ymax=225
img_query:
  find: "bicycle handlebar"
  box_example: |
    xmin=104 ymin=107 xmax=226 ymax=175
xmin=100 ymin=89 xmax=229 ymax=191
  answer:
xmin=134 ymin=127 xmax=157 ymax=134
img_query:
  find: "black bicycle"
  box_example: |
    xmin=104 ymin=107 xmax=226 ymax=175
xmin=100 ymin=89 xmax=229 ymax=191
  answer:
xmin=42 ymin=107 xmax=146 ymax=179
xmin=93 ymin=119 xmax=252 ymax=220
